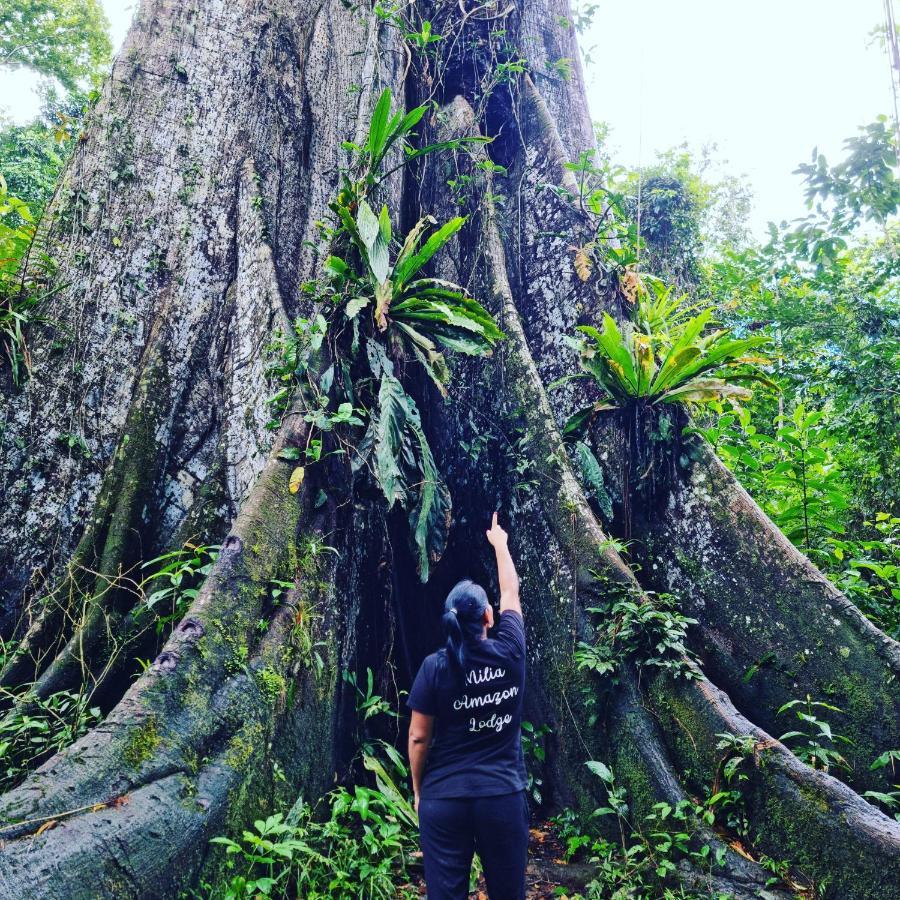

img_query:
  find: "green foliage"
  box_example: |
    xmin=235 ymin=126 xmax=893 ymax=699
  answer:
xmin=276 ymin=88 xmax=503 ymax=582
xmin=0 ymin=688 xmax=101 ymax=791
xmin=350 ymin=345 xmax=452 ymax=580
xmin=776 ymin=695 xmax=852 ymax=774
xmin=0 ymin=98 xmax=77 ymax=205
xmin=825 ymin=513 xmax=900 ymax=639
xmin=795 ymin=117 xmax=900 ymax=238
xmin=563 ymin=285 xmax=771 ymax=434
xmin=626 ymin=146 xmax=752 ymax=282
xmin=574 ymin=590 xmax=700 ymax=682
xmin=573 ymin=440 xmax=613 ymax=520
xmin=558 ymin=148 xmax=642 ymax=276
xmin=137 ymin=543 xmax=219 ymax=635
xmin=604 ymin=115 xmax=898 ymax=641
xmin=122 ymin=715 xmax=160 ymax=768
xmin=343 ymin=667 xmax=398 ymax=725
xmin=210 ymin=673 xmax=417 ymax=899
xmin=210 ymin=759 xmax=418 ymax=899
xmin=338 ymin=87 xmax=485 ymax=198
xmin=706 ymin=221 xmax=899 ymax=523
xmin=0 ymin=174 xmax=57 ymax=383
xmin=403 ymin=19 xmax=441 ymax=50
xmin=712 ymin=733 xmax=758 ymax=841
xmin=0 ymin=175 xmax=36 ymax=275
xmin=255 ymin=667 xmax=286 ymax=706
xmin=0 ymin=0 xmax=112 ymax=89
xmin=717 ymin=404 xmax=848 ymax=552
xmin=694 ymin=405 xmax=899 ymax=636
xmin=326 ymin=197 xmax=502 ymax=392
xmin=550 ymin=762 xmax=733 ymax=900
xmin=565 ymin=142 xmax=752 ymax=291
xmin=547 ymin=56 xmax=574 ymax=80
xmin=552 ymin=748 xmax=819 ymax=898
xmin=520 ymin=720 xmax=551 ymax=804
xmin=0 ymin=88 xmax=91 ymax=386
xmin=865 ymin=748 xmax=900 ymax=821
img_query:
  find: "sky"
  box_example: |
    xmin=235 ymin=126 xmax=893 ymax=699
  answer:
xmin=0 ymin=0 xmax=895 ymax=237
xmin=581 ymin=0 xmax=894 ymax=234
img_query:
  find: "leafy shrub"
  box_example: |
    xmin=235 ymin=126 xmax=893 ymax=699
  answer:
xmin=864 ymin=749 xmax=900 ymax=821
xmin=137 ymin=543 xmax=219 ymax=634
xmin=521 ymin=720 xmax=552 ymax=804
xmin=776 ymin=695 xmax=852 ymax=774
xmin=210 ymin=746 xmax=418 ymax=899
xmin=825 ymin=513 xmax=899 ymax=639
xmin=575 ymin=590 xmax=700 ymax=682
xmin=550 ymin=761 xmax=731 ymax=900
xmin=328 ymin=202 xmax=503 ymax=390
xmin=0 ymin=689 xmax=101 ymax=791
xmin=563 ymin=285 xmax=771 ymax=435
xmin=270 ymin=88 xmax=503 ymax=581
xmin=0 ymin=174 xmax=56 ymax=384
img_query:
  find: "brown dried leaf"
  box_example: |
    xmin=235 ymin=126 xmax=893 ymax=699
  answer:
xmin=619 ymin=266 xmax=643 ymax=304
xmin=729 ymin=839 xmax=755 ymax=861
xmin=574 ymin=247 xmax=592 ymax=282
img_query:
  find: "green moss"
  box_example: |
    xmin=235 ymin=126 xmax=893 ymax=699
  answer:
xmin=610 ymin=733 xmax=658 ymax=821
xmin=183 ymin=748 xmax=200 ymax=775
xmin=647 ymin=679 xmax=719 ymax=787
xmin=225 ymin=722 xmax=264 ymax=769
xmin=225 ymin=636 xmax=249 ymax=674
xmin=123 ymin=716 xmax=160 ymax=768
xmin=255 ymin=666 xmax=286 ymax=705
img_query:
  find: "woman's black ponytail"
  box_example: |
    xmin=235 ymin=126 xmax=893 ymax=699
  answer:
xmin=442 ymin=579 xmax=489 ymax=675
xmin=443 ymin=607 xmax=465 ymax=669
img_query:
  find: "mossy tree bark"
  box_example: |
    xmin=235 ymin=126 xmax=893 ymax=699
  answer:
xmin=0 ymin=0 xmax=898 ymax=897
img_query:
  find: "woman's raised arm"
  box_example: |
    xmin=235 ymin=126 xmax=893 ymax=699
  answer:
xmin=486 ymin=511 xmax=521 ymax=616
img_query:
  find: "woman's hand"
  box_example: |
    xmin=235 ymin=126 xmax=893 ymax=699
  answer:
xmin=485 ymin=511 xmax=508 ymax=548
xmin=414 ymin=792 xmax=420 ymax=814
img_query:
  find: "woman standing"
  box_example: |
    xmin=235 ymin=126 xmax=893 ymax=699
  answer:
xmin=407 ymin=512 xmax=528 ymax=900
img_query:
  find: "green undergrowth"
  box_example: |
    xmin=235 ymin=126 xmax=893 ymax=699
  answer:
xmin=0 ymin=687 xmax=102 ymax=791
xmin=550 ymin=753 xmax=822 ymax=899
xmin=197 ymin=669 xmax=420 ymax=900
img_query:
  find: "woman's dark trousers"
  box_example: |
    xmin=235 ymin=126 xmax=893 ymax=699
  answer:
xmin=417 ymin=790 xmax=529 ymax=899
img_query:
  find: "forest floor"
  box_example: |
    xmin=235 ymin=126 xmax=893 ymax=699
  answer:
xmin=404 ymin=821 xmax=593 ymax=898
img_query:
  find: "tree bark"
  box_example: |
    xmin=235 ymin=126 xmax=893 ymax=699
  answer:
xmin=1 ymin=0 xmax=898 ymax=897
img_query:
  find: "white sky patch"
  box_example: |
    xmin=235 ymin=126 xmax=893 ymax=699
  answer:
xmin=581 ymin=0 xmax=894 ymax=236
xmin=0 ymin=0 xmax=894 ymax=238
xmin=0 ymin=0 xmax=134 ymax=121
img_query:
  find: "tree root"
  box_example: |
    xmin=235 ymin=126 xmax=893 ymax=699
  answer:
xmin=0 ymin=405 xmax=353 ymax=896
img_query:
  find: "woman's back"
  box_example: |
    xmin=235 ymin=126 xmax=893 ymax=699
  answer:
xmin=407 ymin=514 xmax=529 ymax=899
xmin=407 ymin=608 xmax=527 ymax=798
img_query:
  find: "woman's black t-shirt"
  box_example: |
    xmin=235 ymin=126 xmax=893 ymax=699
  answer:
xmin=406 ymin=609 xmax=527 ymax=798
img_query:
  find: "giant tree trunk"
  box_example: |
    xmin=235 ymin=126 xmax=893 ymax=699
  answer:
xmin=1 ymin=1 xmax=898 ymax=897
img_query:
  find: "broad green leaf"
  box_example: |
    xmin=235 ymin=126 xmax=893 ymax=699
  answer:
xmin=356 ymin=200 xmax=389 ymax=283
xmin=345 ymin=297 xmax=370 ymax=319
xmin=575 ymin=441 xmax=613 ymax=520
xmin=324 ymin=255 xmax=350 ymax=279
xmin=365 ymin=88 xmax=392 ymax=160
xmin=585 ymin=760 xmax=614 ymax=782
xmin=393 ymin=216 xmax=466 ymax=286
xmin=378 ymin=203 xmax=391 ymax=244
xmin=394 ymin=215 xmax=437 ymax=275
xmin=371 ymin=372 xmax=409 ymax=508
